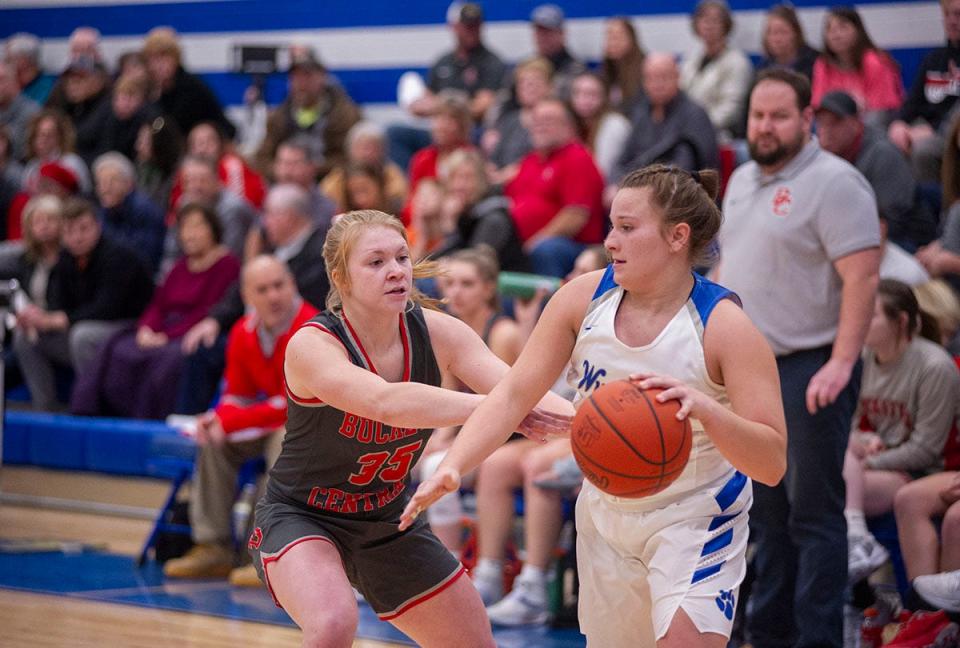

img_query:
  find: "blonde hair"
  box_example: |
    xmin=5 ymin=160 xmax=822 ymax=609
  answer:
xmin=21 ymin=195 xmax=63 ymax=262
xmin=914 ymin=279 xmax=960 ymax=344
xmin=322 ymin=210 xmax=442 ymax=313
xmin=142 ymin=27 xmax=181 ymax=64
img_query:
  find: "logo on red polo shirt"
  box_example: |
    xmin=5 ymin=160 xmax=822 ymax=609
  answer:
xmin=772 ymin=187 xmax=792 ymax=217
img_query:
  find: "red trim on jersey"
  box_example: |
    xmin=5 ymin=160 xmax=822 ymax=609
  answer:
xmin=399 ymin=313 xmax=411 ymax=382
xmin=342 ymin=314 xmax=378 ymax=374
xmin=261 ymin=535 xmax=339 ymax=608
xmin=378 ymin=564 xmax=467 ymax=620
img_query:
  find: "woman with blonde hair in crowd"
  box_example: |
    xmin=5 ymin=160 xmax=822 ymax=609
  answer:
xmin=0 ymin=195 xmax=63 ymax=309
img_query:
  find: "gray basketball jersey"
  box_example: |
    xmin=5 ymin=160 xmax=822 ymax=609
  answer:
xmin=266 ymin=304 xmax=442 ymax=520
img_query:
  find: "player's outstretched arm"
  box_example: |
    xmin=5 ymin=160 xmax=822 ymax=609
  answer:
xmin=284 ymin=327 xmax=482 ymax=429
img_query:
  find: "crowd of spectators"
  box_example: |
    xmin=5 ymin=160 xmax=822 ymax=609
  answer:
xmin=2 ymin=0 xmax=960 ymax=640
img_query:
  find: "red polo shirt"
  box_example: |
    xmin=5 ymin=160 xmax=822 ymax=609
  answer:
xmin=505 ymin=141 xmax=605 ymax=243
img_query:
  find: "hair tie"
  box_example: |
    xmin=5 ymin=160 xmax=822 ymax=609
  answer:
xmin=689 ymin=170 xmax=701 ymax=185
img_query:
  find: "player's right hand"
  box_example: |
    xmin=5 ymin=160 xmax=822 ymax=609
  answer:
xmin=399 ymin=466 xmax=461 ymax=531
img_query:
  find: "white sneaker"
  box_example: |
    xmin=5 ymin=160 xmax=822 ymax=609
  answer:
xmin=848 ymin=534 xmax=890 ymax=584
xmin=486 ymin=580 xmax=550 ymax=626
xmin=473 ymin=570 xmax=503 ymax=607
xmin=913 ymin=570 xmax=960 ymax=613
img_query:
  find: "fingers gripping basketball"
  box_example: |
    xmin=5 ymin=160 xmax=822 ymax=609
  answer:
xmin=572 ymin=381 xmax=692 ymax=497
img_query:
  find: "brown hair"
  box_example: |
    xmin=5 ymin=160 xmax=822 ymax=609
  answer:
xmin=344 ymin=162 xmax=388 ymax=212
xmin=569 ymin=71 xmax=613 ymax=148
xmin=763 ymin=4 xmax=815 ymax=61
xmin=114 ymin=73 xmax=148 ymax=98
xmin=822 ymin=7 xmax=888 ymax=71
xmin=942 ymin=117 xmax=960 ymax=208
xmin=61 ymin=196 xmax=98 ymax=223
xmin=322 ymin=210 xmax=442 ymax=313
xmin=435 ymin=91 xmax=473 ymax=141
xmin=877 ymin=279 xmax=941 ymax=343
xmin=176 ymin=201 xmax=223 ymax=244
xmin=619 ymin=165 xmax=721 ymax=266
xmin=26 ymin=109 xmax=76 ymax=158
xmin=693 ymin=0 xmax=734 ymax=36
xmin=446 ymin=246 xmax=501 ymax=310
xmin=753 ymin=67 xmax=812 ymax=111
xmin=601 ymin=17 xmax=646 ymax=108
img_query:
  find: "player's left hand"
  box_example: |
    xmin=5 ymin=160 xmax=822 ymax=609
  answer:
xmin=399 ymin=466 xmax=462 ymax=531
xmin=805 ymin=358 xmax=854 ymax=415
xmin=628 ymin=373 xmax=717 ymax=422
xmin=517 ymin=407 xmax=573 ymax=442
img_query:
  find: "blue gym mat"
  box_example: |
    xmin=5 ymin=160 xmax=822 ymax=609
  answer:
xmin=0 ymin=547 xmax=586 ymax=647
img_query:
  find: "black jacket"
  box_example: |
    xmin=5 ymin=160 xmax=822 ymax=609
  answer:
xmin=154 ymin=67 xmax=235 ymax=139
xmin=898 ymin=41 xmax=960 ymax=130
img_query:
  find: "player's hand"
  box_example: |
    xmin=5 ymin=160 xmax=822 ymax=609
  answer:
xmin=517 ymin=407 xmax=573 ymax=442
xmin=399 ymin=466 xmax=461 ymax=531
xmin=805 ymin=358 xmax=854 ymax=415
xmin=940 ymin=473 xmax=960 ymax=505
xmin=629 ymin=373 xmax=717 ymax=422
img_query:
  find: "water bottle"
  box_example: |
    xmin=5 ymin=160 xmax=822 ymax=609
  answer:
xmin=232 ymin=482 xmax=258 ymax=546
xmin=860 ymin=607 xmax=885 ymax=648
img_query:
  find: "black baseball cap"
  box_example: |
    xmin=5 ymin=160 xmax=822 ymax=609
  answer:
xmin=816 ymin=91 xmax=859 ymax=118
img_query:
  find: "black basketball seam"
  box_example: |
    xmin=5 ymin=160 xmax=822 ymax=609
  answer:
xmin=572 ymin=442 xmax=689 ymax=480
xmin=635 ymin=385 xmax=668 ymax=491
xmin=586 ymin=393 xmax=663 ymax=466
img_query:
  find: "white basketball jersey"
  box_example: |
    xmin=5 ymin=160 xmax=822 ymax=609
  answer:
xmin=567 ymin=266 xmax=740 ymax=510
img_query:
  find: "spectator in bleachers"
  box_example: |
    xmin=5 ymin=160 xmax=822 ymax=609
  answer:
xmin=91 ymin=74 xmax=154 ymax=164
xmin=916 ymin=118 xmax=960 ymax=286
xmin=340 ymin=162 xmax=392 ymax=213
xmin=505 ymin=98 xmax=605 ymax=278
xmin=12 ymin=198 xmax=153 ymax=412
xmin=916 ymin=279 xmax=960 ymax=352
xmin=610 ymin=53 xmax=719 ymax=188
xmin=0 ymin=60 xmax=40 ymax=164
xmin=320 ymin=121 xmax=407 ymax=215
xmin=177 ymin=121 xmax=267 ymax=210
xmin=164 ymin=255 xmax=317 ymax=585
xmin=46 ymin=27 xmax=107 ymax=114
xmin=71 ymin=202 xmax=239 ymax=420
xmin=400 ymin=92 xmax=473 ymax=225
xmin=7 ymin=161 xmax=80 ymax=242
xmin=142 ymin=27 xmax=236 ymax=141
xmin=0 ymin=195 xmax=62 ymax=307
xmin=134 ymin=115 xmax=184 ymax=209
xmin=4 ymin=33 xmax=53 ymax=105
xmin=116 ymin=51 xmax=149 ymax=86
xmin=21 ymin=109 xmax=92 ymax=194
xmin=0 ymin=130 xmax=18 ymax=227
xmin=680 ymin=0 xmax=753 ymax=139
xmin=57 ymin=56 xmax=113 ymax=168
xmin=599 ymin=17 xmax=646 ymax=113
xmin=407 ymin=178 xmax=448 ymax=260
xmin=812 ymin=7 xmax=904 ymax=127
xmin=93 ymin=152 xmax=166 ymax=273
xmin=568 ymin=71 xmax=630 ymax=181
xmin=176 ymin=184 xmax=328 ymax=415
xmin=529 ymin=4 xmax=585 ymax=99
xmin=273 ymin=136 xmax=337 ymax=227
xmin=843 ymin=279 xmax=958 ymax=584
xmin=895 ymin=470 xmax=960 ymax=613
xmin=388 ymin=2 xmax=507 ymax=169
xmin=887 ymin=0 xmax=960 ymax=183
xmin=177 ymin=155 xmax=256 ymax=260
xmin=253 ymin=45 xmax=361 ymax=180
xmin=427 ymin=149 xmax=529 ymax=272
xmin=816 ymin=90 xmax=938 ymax=250
xmin=484 ymin=57 xmax=554 ymax=185
xmin=758 ymin=3 xmax=819 ymax=81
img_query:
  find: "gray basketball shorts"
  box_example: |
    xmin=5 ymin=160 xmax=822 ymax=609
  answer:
xmin=249 ymin=498 xmax=465 ymax=619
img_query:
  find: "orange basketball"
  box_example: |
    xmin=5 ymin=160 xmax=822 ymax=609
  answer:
xmin=571 ymin=380 xmax=692 ymax=498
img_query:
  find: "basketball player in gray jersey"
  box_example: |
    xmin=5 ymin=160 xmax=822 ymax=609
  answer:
xmin=249 ymin=209 xmax=572 ymax=648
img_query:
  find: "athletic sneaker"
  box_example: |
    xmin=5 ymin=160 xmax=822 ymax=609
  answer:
xmin=473 ymin=569 xmax=503 ymax=607
xmin=884 ymin=609 xmax=959 ymax=647
xmin=848 ymin=534 xmax=890 ymax=584
xmin=163 ymin=543 xmax=233 ymax=579
xmin=913 ymin=570 xmax=960 ymax=613
xmin=486 ymin=579 xmax=550 ymax=626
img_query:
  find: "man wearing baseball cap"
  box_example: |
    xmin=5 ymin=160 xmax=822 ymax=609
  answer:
xmin=816 ymin=90 xmax=936 ymax=250
xmin=254 ymin=43 xmax=361 ymax=179
xmin=530 ymin=4 xmax=584 ymax=97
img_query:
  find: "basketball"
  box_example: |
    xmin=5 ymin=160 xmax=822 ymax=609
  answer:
xmin=571 ymin=380 xmax=692 ymax=497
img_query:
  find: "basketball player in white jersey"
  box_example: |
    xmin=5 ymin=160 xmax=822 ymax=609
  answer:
xmin=402 ymin=165 xmax=787 ymax=647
